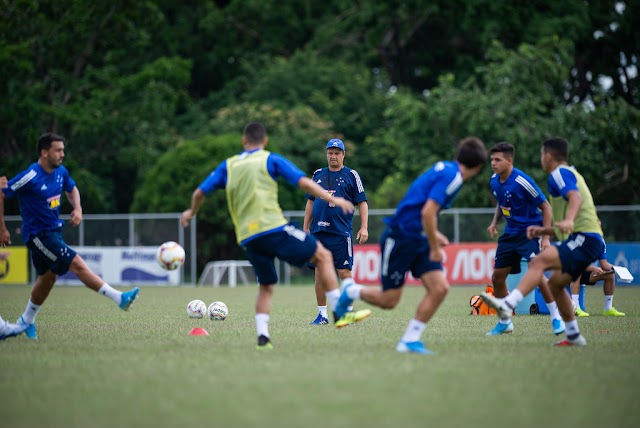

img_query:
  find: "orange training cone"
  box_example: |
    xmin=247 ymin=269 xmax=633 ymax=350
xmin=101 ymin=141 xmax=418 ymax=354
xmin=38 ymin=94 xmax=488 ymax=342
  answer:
xmin=188 ymin=327 xmax=209 ymax=336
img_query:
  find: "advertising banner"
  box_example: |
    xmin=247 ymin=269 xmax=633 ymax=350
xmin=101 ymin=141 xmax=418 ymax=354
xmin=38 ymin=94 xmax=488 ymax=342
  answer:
xmin=0 ymin=247 xmax=29 ymax=285
xmin=57 ymin=247 xmax=180 ymax=286
xmin=353 ymin=243 xmax=497 ymax=286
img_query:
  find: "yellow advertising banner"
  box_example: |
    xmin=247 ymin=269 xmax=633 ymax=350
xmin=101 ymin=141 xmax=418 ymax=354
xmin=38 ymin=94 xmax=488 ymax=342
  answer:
xmin=0 ymin=247 xmax=29 ymax=284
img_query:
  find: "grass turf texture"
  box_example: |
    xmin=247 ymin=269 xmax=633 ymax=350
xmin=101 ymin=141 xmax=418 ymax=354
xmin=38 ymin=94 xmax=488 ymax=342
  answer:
xmin=1 ymin=285 xmax=639 ymax=428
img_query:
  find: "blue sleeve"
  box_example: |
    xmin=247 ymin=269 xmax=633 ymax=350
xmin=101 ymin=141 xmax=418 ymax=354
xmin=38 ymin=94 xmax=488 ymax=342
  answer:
xmin=3 ymin=167 xmax=33 ymax=198
xmin=556 ymin=168 xmax=579 ymax=199
xmin=62 ymin=167 xmax=76 ymax=193
xmin=428 ymin=167 xmax=458 ymax=208
xmin=199 ymin=161 xmax=228 ymax=195
xmin=267 ymin=153 xmax=306 ymax=187
xmin=522 ymin=173 xmax=546 ymax=205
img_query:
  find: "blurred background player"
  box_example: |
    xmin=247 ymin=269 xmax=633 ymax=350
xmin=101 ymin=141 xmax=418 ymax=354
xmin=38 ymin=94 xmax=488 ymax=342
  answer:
xmin=485 ymin=142 xmax=564 ymax=336
xmin=569 ymin=242 xmax=624 ymax=316
xmin=0 ymin=133 xmax=139 ymax=340
xmin=333 ymin=137 xmax=487 ymax=354
xmin=180 ymin=123 xmax=370 ymax=349
xmin=303 ymin=139 xmax=369 ymax=325
xmin=482 ymin=137 xmax=605 ymax=347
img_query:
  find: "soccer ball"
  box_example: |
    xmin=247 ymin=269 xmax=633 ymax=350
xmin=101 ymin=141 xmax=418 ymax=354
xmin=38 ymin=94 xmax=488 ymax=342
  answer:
xmin=186 ymin=299 xmax=207 ymax=319
xmin=208 ymin=301 xmax=228 ymax=321
xmin=156 ymin=241 xmax=185 ymax=271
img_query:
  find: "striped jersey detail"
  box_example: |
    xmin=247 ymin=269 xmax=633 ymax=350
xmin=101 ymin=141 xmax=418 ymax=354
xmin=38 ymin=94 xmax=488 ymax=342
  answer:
xmin=515 ymin=176 xmax=539 ymax=197
xmin=350 ymin=169 xmax=365 ymax=193
xmin=10 ymin=169 xmax=37 ymax=191
xmin=551 ymin=168 xmax=566 ymax=189
xmin=445 ymin=172 xmax=463 ymax=195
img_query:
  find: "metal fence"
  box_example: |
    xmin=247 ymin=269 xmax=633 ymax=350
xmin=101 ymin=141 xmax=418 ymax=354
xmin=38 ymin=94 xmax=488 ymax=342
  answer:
xmin=6 ymin=205 xmax=639 ymax=285
xmin=4 ymin=213 xmax=197 ymax=284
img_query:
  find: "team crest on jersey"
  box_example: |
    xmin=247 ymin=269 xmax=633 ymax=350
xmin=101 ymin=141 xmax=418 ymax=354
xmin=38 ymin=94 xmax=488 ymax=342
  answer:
xmin=47 ymin=194 xmax=61 ymax=209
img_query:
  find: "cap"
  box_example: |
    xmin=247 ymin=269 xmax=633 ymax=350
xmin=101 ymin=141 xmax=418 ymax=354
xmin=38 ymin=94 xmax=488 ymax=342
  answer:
xmin=326 ymin=139 xmax=345 ymax=151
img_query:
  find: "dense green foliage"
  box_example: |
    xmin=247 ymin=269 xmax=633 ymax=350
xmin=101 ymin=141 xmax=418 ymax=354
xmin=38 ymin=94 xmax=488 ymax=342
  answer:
xmin=2 ymin=1 xmax=638 ymax=262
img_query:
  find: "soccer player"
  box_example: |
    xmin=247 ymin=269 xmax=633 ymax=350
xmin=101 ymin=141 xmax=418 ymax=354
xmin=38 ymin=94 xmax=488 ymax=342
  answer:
xmin=0 ymin=315 xmax=28 ymax=341
xmin=481 ymin=137 xmax=605 ymax=346
xmin=485 ymin=142 xmax=565 ymax=336
xmin=0 ymin=133 xmax=139 ymax=340
xmin=303 ymin=139 xmax=369 ymax=325
xmin=569 ymin=244 xmax=625 ymax=317
xmin=180 ymin=122 xmax=371 ymax=349
xmin=333 ymin=137 xmax=488 ymax=354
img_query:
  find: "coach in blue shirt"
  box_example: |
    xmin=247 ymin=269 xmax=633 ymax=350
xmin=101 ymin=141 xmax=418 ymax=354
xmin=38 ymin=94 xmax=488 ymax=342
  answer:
xmin=303 ymin=139 xmax=369 ymax=325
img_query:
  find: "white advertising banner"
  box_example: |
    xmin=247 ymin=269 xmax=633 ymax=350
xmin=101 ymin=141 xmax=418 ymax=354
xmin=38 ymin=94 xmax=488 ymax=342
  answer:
xmin=57 ymin=247 xmax=180 ymax=286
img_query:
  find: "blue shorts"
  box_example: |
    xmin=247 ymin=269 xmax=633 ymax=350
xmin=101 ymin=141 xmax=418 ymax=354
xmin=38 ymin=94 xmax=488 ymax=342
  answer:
xmin=243 ymin=225 xmax=317 ymax=285
xmin=379 ymin=228 xmax=442 ymax=291
xmin=307 ymin=232 xmax=353 ymax=271
xmin=26 ymin=228 xmax=77 ymax=276
xmin=494 ymin=233 xmax=541 ymax=274
xmin=555 ymin=233 xmax=605 ymax=281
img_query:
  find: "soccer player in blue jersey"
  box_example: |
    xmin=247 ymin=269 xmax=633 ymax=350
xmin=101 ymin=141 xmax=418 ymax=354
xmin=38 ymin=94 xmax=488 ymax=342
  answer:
xmin=0 ymin=133 xmax=139 ymax=340
xmin=303 ymin=139 xmax=369 ymax=325
xmin=333 ymin=137 xmax=487 ymax=354
xmin=481 ymin=137 xmax=605 ymax=346
xmin=485 ymin=142 xmax=565 ymax=336
xmin=180 ymin=123 xmax=371 ymax=349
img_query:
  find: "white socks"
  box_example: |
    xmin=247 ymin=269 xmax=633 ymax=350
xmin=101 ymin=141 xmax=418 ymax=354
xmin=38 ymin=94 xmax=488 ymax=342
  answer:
xmin=546 ymin=301 xmax=561 ymax=320
xmin=401 ymin=319 xmax=426 ymax=343
xmin=317 ymin=305 xmax=328 ymax=318
xmin=325 ymin=289 xmax=340 ymax=312
xmin=21 ymin=299 xmax=41 ymax=324
xmin=256 ymin=313 xmax=270 ymax=338
xmin=98 ymin=283 xmax=122 ymax=305
xmin=504 ymin=289 xmax=524 ymax=311
xmin=604 ymin=295 xmax=613 ymax=311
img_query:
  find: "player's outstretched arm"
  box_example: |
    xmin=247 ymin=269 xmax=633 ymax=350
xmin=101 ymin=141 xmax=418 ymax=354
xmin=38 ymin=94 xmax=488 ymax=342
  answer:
xmin=181 ymin=188 xmax=206 ymax=227
xmin=298 ymin=177 xmax=354 ymax=214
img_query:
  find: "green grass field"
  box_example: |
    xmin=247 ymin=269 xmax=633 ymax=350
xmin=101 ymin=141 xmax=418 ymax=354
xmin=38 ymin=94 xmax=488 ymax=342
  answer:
xmin=1 ymin=284 xmax=639 ymax=428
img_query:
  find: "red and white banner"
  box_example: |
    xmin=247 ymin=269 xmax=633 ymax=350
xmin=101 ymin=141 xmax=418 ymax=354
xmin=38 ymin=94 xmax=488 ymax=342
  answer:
xmin=352 ymin=243 xmax=497 ymax=286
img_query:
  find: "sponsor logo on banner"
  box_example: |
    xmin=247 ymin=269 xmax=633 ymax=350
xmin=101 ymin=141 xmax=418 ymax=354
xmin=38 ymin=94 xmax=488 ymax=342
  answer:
xmin=353 ymin=243 xmax=497 ymax=286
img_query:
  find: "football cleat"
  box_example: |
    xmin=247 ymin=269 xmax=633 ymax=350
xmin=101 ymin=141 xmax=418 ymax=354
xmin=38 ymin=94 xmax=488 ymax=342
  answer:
xmin=396 ymin=340 xmax=433 ymax=355
xmin=119 ymin=287 xmax=139 ymax=311
xmin=552 ymin=318 xmax=565 ymax=335
xmin=479 ymin=292 xmax=512 ymax=319
xmin=554 ymin=335 xmax=587 ymax=347
xmin=309 ymin=314 xmax=329 ymax=325
xmin=335 ymin=309 xmax=371 ymax=329
xmin=603 ymin=307 xmax=625 ymax=316
xmin=486 ymin=321 xmax=514 ymax=336
xmin=256 ymin=335 xmax=273 ymax=350
xmin=16 ymin=316 xmax=37 ymax=340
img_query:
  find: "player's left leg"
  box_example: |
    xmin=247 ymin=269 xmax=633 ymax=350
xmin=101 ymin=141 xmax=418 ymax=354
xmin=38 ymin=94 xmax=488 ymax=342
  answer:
xmin=396 ymin=270 xmax=448 ymax=355
xmin=602 ymin=274 xmax=625 ymax=316
xmin=548 ymin=270 xmax=586 ymax=347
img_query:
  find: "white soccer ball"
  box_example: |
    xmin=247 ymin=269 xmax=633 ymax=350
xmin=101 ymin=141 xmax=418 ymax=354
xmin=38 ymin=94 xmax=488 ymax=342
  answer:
xmin=186 ymin=299 xmax=207 ymax=319
xmin=156 ymin=241 xmax=185 ymax=271
xmin=208 ymin=301 xmax=228 ymax=321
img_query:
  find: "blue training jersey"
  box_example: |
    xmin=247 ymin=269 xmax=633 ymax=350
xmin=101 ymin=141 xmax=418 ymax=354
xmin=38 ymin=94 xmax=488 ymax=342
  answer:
xmin=490 ymin=167 xmax=546 ymax=234
xmin=2 ymin=162 xmax=77 ymax=242
xmin=305 ymin=166 xmax=367 ymax=236
xmin=385 ymin=161 xmax=463 ymax=239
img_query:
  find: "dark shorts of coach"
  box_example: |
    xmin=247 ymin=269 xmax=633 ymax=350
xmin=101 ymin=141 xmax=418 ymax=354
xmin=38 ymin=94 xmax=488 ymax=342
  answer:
xmin=379 ymin=228 xmax=442 ymax=291
xmin=26 ymin=228 xmax=77 ymax=276
xmin=493 ymin=233 xmax=541 ymax=274
xmin=306 ymin=231 xmax=353 ymax=271
xmin=555 ymin=233 xmax=605 ymax=281
xmin=244 ymin=226 xmax=317 ymax=285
